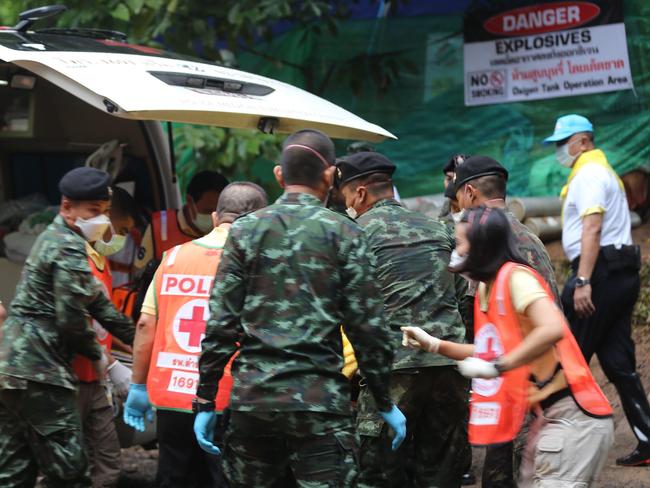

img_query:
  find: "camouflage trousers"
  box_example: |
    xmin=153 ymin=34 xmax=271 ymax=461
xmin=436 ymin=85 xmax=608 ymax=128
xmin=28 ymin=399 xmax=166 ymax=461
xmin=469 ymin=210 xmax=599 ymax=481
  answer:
xmin=0 ymin=379 xmax=91 ymax=487
xmin=222 ymin=410 xmax=358 ymax=488
xmin=357 ymin=366 xmax=470 ymax=488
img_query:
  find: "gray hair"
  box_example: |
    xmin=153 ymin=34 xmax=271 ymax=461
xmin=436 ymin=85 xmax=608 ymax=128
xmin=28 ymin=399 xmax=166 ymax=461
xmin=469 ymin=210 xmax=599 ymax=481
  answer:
xmin=216 ymin=182 xmax=268 ymax=223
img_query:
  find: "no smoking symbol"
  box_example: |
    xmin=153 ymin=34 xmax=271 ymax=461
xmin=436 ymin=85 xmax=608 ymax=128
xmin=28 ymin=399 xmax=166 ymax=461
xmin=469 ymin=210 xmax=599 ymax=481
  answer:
xmin=490 ymin=71 xmax=504 ymax=88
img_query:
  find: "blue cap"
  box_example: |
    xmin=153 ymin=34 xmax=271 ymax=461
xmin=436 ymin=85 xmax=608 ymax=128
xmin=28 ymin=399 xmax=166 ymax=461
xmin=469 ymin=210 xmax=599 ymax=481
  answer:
xmin=543 ymin=114 xmax=593 ymax=144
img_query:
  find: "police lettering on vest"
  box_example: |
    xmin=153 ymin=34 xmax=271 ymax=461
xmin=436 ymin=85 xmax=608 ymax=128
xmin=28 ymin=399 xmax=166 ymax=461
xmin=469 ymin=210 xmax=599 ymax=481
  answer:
xmin=469 ymin=262 xmax=612 ymax=446
xmin=147 ymin=241 xmax=235 ymax=412
xmin=71 ymin=256 xmax=113 ymax=382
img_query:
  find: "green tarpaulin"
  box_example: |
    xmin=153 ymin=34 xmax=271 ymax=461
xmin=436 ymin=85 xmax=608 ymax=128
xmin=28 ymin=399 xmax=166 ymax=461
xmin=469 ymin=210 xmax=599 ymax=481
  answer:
xmin=233 ymin=0 xmax=650 ymax=198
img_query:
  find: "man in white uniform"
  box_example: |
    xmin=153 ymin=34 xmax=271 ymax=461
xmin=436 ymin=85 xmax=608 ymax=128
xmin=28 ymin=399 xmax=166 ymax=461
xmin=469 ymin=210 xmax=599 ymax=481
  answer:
xmin=544 ymin=114 xmax=650 ymax=467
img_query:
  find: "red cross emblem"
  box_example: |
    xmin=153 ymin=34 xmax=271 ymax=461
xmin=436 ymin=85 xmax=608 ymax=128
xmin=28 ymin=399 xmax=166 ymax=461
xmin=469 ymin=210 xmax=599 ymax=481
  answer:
xmin=476 ymin=337 xmax=499 ymax=362
xmin=178 ymin=306 xmax=207 ymax=348
xmin=173 ymin=299 xmax=209 ymax=353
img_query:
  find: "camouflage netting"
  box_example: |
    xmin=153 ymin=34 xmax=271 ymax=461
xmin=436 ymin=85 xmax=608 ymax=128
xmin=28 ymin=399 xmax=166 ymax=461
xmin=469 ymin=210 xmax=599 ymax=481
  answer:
xmin=234 ymin=0 xmax=650 ymax=198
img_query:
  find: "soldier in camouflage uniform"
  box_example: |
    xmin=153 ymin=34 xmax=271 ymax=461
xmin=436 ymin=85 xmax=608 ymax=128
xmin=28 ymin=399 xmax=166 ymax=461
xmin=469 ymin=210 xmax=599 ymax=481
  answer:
xmin=448 ymin=155 xmax=561 ymax=488
xmin=194 ymin=130 xmax=405 ymax=488
xmin=0 ymin=167 xmax=135 ymax=488
xmin=440 ymin=154 xmax=476 ymax=486
xmin=337 ymin=152 xmax=470 ymax=487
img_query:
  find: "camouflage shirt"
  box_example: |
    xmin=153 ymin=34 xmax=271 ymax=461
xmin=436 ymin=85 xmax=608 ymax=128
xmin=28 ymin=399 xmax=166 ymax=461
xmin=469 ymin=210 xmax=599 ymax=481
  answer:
xmin=197 ymin=192 xmax=393 ymax=414
xmin=356 ymin=199 xmax=466 ymax=369
xmin=505 ymin=211 xmax=561 ymax=305
xmin=0 ymin=215 xmax=134 ymax=390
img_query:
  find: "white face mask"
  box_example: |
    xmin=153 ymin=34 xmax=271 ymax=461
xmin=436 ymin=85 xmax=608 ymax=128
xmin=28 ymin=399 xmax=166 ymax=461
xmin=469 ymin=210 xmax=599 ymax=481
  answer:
xmin=194 ymin=213 xmax=214 ymax=233
xmin=555 ymin=140 xmax=578 ymax=167
xmin=451 ymin=211 xmax=464 ymax=224
xmin=449 ymin=249 xmax=467 ymax=269
xmin=449 ymin=249 xmax=474 ymax=282
xmin=75 ymin=215 xmax=111 ymax=243
xmin=345 ymin=207 xmax=358 ymax=219
xmin=94 ymin=233 xmax=127 ymax=256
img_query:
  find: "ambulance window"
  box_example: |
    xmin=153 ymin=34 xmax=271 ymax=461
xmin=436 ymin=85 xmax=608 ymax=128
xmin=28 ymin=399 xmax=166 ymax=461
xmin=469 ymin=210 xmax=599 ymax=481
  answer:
xmin=8 ymin=153 xmax=85 ymax=203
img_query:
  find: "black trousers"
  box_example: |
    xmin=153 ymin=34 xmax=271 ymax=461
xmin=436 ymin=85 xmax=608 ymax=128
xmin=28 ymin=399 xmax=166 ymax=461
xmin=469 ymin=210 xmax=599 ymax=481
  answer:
xmin=562 ymin=245 xmax=640 ymax=382
xmin=156 ymin=409 xmax=225 ymax=488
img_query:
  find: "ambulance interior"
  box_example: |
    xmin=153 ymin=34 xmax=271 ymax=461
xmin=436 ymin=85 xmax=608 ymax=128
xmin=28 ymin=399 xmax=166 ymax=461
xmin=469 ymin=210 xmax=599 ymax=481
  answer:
xmin=0 ymin=66 xmax=173 ymax=446
xmin=0 ymin=67 xmax=175 ymax=306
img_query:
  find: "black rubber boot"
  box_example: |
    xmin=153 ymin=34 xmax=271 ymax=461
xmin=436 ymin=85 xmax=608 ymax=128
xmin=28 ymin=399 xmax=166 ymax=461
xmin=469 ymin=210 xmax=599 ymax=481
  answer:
xmin=614 ymin=373 xmax=650 ymax=467
xmin=617 ymin=444 xmax=650 ymax=467
xmin=461 ymin=470 xmax=477 ymax=485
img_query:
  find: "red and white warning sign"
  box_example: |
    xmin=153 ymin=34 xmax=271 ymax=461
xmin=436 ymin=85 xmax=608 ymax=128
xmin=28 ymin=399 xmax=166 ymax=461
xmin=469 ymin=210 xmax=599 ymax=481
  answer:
xmin=172 ymin=298 xmax=209 ymax=353
xmin=464 ymin=0 xmax=632 ymax=105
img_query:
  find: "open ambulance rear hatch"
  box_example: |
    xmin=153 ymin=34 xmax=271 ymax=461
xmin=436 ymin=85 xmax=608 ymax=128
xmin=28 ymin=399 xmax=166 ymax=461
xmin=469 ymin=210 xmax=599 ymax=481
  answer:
xmin=0 ymin=31 xmax=395 ymax=142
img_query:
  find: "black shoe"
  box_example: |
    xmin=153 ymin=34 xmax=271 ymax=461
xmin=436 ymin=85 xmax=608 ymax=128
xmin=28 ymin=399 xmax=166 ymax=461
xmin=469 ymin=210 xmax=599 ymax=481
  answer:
xmin=614 ymin=373 xmax=650 ymax=465
xmin=461 ymin=471 xmax=477 ymax=485
xmin=616 ymin=443 xmax=650 ymax=467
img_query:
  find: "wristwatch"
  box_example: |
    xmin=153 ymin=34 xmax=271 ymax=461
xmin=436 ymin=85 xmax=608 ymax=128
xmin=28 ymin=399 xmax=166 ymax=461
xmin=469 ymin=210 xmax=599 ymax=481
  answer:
xmin=575 ymin=276 xmax=591 ymax=288
xmin=192 ymin=397 xmax=216 ymax=413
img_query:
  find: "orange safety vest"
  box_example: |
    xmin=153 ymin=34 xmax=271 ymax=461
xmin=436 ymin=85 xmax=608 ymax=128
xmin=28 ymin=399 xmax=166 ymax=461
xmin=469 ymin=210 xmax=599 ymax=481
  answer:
xmin=112 ymin=286 xmax=138 ymax=318
xmin=469 ymin=262 xmax=612 ymax=446
xmin=152 ymin=210 xmax=194 ymax=261
xmin=71 ymin=255 xmax=114 ymax=382
xmin=147 ymin=238 xmax=236 ymax=413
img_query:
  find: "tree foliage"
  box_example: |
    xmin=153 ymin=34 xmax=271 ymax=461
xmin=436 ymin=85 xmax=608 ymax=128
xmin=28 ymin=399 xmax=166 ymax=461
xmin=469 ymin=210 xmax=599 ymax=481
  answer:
xmin=0 ymin=1 xmax=410 ymax=187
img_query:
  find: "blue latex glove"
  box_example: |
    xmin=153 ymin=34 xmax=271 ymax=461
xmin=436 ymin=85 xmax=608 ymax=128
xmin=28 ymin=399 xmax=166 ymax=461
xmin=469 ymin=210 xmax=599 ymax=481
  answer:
xmin=194 ymin=411 xmax=221 ymax=455
xmin=123 ymin=383 xmax=154 ymax=433
xmin=380 ymin=404 xmax=407 ymax=451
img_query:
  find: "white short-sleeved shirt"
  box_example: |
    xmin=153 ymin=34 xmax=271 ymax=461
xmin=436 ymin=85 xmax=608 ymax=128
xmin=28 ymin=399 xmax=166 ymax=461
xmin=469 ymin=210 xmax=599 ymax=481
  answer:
xmin=562 ymin=162 xmax=632 ymax=262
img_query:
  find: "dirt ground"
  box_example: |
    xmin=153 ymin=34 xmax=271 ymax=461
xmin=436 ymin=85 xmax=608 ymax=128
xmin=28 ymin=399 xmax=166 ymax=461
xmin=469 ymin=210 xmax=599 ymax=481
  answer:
xmin=117 ymin=335 xmax=650 ymax=488
xmin=117 ymin=226 xmax=650 ymax=487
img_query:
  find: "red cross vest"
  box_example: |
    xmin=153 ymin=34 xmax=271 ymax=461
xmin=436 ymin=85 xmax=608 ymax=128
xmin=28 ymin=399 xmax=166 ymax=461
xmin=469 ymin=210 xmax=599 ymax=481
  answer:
xmin=152 ymin=210 xmax=194 ymax=261
xmin=469 ymin=262 xmax=612 ymax=446
xmin=147 ymin=238 xmax=235 ymax=412
xmin=71 ymin=255 xmax=114 ymax=382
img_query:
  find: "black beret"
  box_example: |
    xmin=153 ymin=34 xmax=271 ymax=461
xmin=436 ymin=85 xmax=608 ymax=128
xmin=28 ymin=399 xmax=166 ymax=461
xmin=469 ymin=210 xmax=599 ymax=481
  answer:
xmin=59 ymin=167 xmax=112 ymax=201
xmin=442 ymin=154 xmax=469 ymax=175
xmin=336 ymin=151 xmax=396 ymax=188
xmin=444 ymin=155 xmax=508 ymax=199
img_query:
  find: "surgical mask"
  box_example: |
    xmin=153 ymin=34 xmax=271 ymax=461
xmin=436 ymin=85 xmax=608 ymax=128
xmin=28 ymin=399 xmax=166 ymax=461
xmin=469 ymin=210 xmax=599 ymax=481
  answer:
xmin=556 ymin=141 xmax=578 ymax=167
xmin=449 ymin=249 xmax=474 ymax=282
xmin=451 ymin=211 xmax=464 ymax=224
xmin=194 ymin=213 xmax=213 ymax=233
xmin=345 ymin=207 xmax=358 ymax=219
xmin=449 ymin=249 xmax=467 ymax=269
xmin=94 ymin=233 xmax=127 ymax=256
xmin=75 ymin=215 xmax=111 ymax=242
